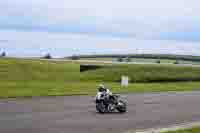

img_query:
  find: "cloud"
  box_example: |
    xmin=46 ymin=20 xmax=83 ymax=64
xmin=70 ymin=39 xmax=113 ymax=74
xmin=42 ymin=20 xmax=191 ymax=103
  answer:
xmin=0 ymin=0 xmax=200 ymax=57
xmin=0 ymin=0 xmax=200 ymax=40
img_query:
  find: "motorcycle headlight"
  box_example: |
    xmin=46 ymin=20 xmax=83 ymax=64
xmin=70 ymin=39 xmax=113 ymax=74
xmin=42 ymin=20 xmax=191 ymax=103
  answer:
xmin=118 ymin=102 xmax=123 ymax=105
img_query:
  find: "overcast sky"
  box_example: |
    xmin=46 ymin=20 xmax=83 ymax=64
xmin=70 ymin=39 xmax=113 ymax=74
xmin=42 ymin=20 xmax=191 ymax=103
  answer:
xmin=0 ymin=0 xmax=200 ymax=57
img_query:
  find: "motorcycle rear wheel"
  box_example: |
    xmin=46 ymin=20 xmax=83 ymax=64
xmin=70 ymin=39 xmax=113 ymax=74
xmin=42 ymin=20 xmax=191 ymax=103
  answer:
xmin=96 ymin=101 xmax=106 ymax=114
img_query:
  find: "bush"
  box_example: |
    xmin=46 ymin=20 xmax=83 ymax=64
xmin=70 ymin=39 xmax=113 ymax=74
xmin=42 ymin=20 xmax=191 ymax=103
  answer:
xmin=156 ymin=60 xmax=161 ymax=64
xmin=117 ymin=57 xmax=123 ymax=62
xmin=71 ymin=55 xmax=80 ymax=60
xmin=43 ymin=53 xmax=52 ymax=59
xmin=80 ymin=64 xmax=102 ymax=72
xmin=174 ymin=60 xmax=179 ymax=64
xmin=126 ymin=57 xmax=132 ymax=62
xmin=1 ymin=52 xmax=6 ymax=57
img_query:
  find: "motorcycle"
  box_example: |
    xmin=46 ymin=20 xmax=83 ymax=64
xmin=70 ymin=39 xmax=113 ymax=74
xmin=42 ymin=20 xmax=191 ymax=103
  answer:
xmin=95 ymin=93 xmax=127 ymax=113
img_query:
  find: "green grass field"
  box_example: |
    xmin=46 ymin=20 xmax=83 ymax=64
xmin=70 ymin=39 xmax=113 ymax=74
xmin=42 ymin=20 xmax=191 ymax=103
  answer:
xmin=81 ymin=64 xmax=200 ymax=83
xmin=162 ymin=127 xmax=200 ymax=133
xmin=1 ymin=58 xmax=200 ymax=98
xmin=0 ymin=58 xmax=80 ymax=82
xmin=2 ymin=81 xmax=200 ymax=98
xmin=0 ymin=58 xmax=80 ymax=98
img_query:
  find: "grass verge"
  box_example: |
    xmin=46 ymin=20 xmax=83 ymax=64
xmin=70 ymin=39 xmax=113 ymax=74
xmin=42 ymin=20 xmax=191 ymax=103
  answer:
xmin=162 ymin=126 xmax=200 ymax=133
xmin=1 ymin=81 xmax=200 ymax=98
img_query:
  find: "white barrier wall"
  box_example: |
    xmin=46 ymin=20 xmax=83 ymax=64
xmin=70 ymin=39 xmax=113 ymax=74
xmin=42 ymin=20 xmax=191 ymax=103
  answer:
xmin=121 ymin=76 xmax=129 ymax=87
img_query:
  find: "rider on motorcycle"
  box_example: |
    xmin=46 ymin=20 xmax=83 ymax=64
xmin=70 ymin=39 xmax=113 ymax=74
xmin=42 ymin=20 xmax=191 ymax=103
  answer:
xmin=96 ymin=84 xmax=116 ymax=104
xmin=95 ymin=84 xmax=127 ymax=113
xmin=97 ymin=84 xmax=112 ymax=95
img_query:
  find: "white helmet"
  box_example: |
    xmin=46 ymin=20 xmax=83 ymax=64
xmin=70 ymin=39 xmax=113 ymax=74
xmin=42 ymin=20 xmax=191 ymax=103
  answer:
xmin=99 ymin=84 xmax=105 ymax=88
xmin=98 ymin=84 xmax=106 ymax=92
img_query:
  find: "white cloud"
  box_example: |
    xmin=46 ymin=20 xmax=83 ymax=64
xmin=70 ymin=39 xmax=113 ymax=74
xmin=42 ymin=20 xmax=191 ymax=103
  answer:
xmin=0 ymin=0 xmax=200 ymax=38
xmin=0 ymin=0 xmax=200 ymax=56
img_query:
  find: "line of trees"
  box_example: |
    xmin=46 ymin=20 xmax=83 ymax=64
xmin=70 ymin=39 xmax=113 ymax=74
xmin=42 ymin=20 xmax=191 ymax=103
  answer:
xmin=0 ymin=51 xmax=79 ymax=60
xmin=41 ymin=53 xmax=80 ymax=60
xmin=78 ymin=54 xmax=200 ymax=62
xmin=0 ymin=51 xmax=198 ymax=64
xmin=0 ymin=51 xmax=54 ymax=59
xmin=116 ymin=57 xmax=132 ymax=62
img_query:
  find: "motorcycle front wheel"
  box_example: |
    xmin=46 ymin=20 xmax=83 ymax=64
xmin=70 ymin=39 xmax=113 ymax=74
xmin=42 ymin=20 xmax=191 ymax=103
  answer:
xmin=117 ymin=100 xmax=127 ymax=113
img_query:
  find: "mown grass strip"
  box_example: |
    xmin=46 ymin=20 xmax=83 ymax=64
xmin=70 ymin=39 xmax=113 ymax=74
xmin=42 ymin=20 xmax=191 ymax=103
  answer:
xmin=161 ymin=126 xmax=200 ymax=133
xmin=1 ymin=81 xmax=200 ymax=98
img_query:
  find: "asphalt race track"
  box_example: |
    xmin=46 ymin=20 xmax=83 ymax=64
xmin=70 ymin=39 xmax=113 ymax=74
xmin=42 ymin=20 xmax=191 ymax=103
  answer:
xmin=1 ymin=92 xmax=200 ymax=133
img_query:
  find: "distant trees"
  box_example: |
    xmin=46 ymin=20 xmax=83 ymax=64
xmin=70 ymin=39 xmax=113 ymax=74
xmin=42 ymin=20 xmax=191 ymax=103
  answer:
xmin=71 ymin=55 xmax=80 ymax=60
xmin=117 ymin=57 xmax=132 ymax=62
xmin=0 ymin=51 xmax=6 ymax=57
xmin=117 ymin=57 xmax=123 ymax=62
xmin=174 ymin=60 xmax=180 ymax=64
xmin=43 ymin=53 xmax=52 ymax=59
xmin=156 ymin=60 xmax=161 ymax=64
xmin=78 ymin=54 xmax=200 ymax=62
xmin=126 ymin=57 xmax=132 ymax=62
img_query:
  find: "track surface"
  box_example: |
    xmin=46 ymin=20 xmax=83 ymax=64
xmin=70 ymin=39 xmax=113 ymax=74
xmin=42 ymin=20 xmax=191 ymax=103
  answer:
xmin=1 ymin=92 xmax=200 ymax=133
